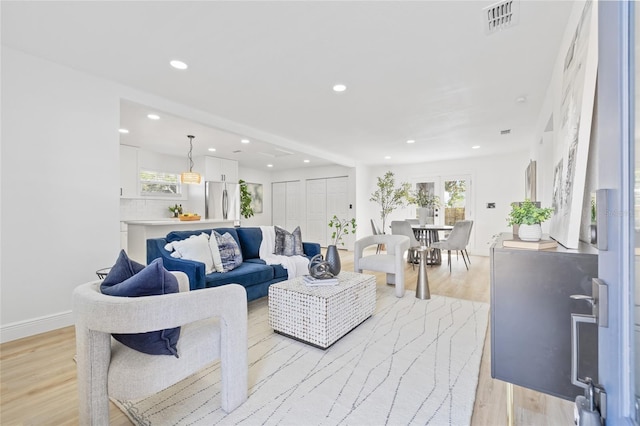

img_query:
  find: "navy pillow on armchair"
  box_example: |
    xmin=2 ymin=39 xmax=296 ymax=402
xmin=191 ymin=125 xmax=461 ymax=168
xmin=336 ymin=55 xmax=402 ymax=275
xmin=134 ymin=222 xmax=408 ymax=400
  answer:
xmin=100 ymin=251 xmax=181 ymax=357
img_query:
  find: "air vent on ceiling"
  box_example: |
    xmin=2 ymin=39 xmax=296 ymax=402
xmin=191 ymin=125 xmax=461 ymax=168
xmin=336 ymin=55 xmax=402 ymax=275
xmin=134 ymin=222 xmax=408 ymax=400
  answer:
xmin=259 ymin=147 xmax=294 ymax=158
xmin=500 ymin=129 xmax=511 ymax=135
xmin=483 ymin=0 xmax=519 ymax=35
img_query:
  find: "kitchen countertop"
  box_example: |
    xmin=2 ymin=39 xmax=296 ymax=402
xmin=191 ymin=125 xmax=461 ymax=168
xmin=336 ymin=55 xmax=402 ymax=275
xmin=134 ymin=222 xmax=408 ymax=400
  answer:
xmin=124 ymin=218 xmax=236 ymax=226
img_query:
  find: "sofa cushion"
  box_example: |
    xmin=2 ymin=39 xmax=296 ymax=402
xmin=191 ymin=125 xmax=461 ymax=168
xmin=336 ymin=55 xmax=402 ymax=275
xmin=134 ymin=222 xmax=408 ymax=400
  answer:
xmin=205 ymin=262 xmax=274 ymax=287
xmin=274 ymin=226 xmax=304 ymax=256
xmin=207 ymin=233 xmax=224 ymax=273
xmin=245 ymin=258 xmax=288 ymax=279
xmin=213 ymin=231 xmax=243 ymax=272
xmin=100 ymin=254 xmax=180 ymax=357
xmin=235 ymin=227 xmax=262 ymax=260
xmin=165 ymin=233 xmax=215 ymax=274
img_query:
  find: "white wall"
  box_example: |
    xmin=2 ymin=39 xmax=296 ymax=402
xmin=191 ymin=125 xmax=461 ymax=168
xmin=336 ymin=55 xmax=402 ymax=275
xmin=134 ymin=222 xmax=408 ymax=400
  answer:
xmin=529 ymin=0 xmax=597 ymax=245
xmin=1 ymin=48 xmax=121 ymax=341
xmin=361 ymin=151 xmax=529 ymax=256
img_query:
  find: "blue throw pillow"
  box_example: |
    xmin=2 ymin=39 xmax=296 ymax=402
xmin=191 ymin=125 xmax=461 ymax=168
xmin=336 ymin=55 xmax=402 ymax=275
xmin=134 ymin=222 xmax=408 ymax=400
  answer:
xmin=100 ymin=249 xmax=145 ymax=289
xmin=100 ymin=252 xmax=180 ymax=357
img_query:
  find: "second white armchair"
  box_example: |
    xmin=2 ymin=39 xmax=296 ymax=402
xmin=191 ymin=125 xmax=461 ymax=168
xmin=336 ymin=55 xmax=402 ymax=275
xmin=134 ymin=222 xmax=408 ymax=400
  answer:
xmin=354 ymin=234 xmax=410 ymax=298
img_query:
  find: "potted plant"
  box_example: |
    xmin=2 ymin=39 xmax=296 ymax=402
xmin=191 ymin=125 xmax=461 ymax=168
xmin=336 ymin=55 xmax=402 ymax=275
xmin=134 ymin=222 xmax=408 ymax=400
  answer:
xmin=369 ymin=171 xmax=411 ymax=233
xmin=409 ymin=189 xmax=441 ymax=226
xmin=507 ymin=199 xmax=554 ymax=241
xmin=325 ymin=215 xmax=357 ymax=275
xmin=239 ymin=179 xmax=254 ymax=219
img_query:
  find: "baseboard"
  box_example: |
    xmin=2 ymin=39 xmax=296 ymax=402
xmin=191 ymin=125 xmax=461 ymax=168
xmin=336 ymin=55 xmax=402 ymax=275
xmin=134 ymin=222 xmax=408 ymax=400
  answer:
xmin=1 ymin=310 xmax=73 ymax=344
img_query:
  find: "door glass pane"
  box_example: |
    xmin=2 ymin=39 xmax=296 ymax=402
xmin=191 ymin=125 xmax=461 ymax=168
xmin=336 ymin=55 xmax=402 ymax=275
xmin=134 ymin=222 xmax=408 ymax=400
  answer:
xmin=443 ymin=179 xmax=467 ymax=225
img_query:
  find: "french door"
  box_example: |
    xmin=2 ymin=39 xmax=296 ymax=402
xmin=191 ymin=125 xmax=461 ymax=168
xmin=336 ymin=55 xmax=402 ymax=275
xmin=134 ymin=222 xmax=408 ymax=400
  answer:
xmin=411 ymin=174 xmax=473 ymax=229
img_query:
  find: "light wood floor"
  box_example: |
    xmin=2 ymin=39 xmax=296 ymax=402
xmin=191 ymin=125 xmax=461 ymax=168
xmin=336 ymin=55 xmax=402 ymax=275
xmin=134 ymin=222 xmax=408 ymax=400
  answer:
xmin=0 ymin=249 xmax=574 ymax=425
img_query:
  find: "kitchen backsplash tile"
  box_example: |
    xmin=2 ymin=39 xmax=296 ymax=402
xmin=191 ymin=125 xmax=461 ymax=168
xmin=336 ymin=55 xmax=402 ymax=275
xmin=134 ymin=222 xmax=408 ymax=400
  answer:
xmin=120 ymin=199 xmax=196 ymax=221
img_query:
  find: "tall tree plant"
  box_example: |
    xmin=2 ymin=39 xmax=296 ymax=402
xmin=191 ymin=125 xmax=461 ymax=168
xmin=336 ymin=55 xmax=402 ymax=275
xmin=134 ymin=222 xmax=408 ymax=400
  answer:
xmin=369 ymin=171 xmax=411 ymax=232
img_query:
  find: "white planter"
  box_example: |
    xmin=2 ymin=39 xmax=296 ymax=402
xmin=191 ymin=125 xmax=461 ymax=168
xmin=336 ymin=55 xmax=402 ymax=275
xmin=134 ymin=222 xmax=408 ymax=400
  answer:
xmin=417 ymin=207 xmax=433 ymax=226
xmin=518 ymin=224 xmax=542 ymax=241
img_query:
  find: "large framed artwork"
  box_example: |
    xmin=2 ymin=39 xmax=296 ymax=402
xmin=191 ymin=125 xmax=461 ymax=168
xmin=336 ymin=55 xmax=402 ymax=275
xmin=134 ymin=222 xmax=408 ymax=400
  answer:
xmin=246 ymin=182 xmax=263 ymax=214
xmin=549 ymin=2 xmax=598 ymax=249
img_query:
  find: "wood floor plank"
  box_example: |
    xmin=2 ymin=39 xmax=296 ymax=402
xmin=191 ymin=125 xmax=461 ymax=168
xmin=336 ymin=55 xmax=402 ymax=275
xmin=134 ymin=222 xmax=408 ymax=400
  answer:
xmin=0 ymin=248 xmax=573 ymax=425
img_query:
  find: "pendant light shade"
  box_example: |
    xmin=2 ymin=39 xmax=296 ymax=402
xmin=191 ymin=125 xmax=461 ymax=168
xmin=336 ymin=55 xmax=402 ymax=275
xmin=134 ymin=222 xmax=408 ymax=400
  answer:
xmin=181 ymin=135 xmax=201 ymax=184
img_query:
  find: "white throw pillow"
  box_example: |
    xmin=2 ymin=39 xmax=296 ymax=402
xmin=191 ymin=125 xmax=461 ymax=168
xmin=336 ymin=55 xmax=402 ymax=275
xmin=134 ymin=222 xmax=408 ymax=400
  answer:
xmin=208 ymin=233 xmax=224 ymax=273
xmin=168 ymin=233 xmax=215 ymax=274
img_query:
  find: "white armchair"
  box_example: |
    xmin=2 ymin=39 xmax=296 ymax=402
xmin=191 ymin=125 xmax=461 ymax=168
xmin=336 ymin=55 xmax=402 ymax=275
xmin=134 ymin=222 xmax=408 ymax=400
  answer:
xmin=73 ymin=272 xmax=248 ymax=424
xmin=354 ymin=234 xmax=410 ymax=298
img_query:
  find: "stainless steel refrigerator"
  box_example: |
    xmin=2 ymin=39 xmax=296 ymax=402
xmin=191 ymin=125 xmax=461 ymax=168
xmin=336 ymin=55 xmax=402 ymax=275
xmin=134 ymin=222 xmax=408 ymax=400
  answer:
xmin=205 ymin=180 xmax=240 ymax=221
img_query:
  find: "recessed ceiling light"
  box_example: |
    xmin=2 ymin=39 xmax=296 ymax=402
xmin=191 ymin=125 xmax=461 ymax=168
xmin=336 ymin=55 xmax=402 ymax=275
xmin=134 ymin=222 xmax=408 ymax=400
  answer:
xmin=119 ymin=128 xmax=129 ymax=134
xmin=406 ymin=139 xmax=415 ymax=144
xmin=515 ymin=96 xmax=527 ymax=103
xmin=472 ymin=145 xmax=481 ymax=149
xmin=384 ymin=156 xmax=391 ymax=160
xmin=267 ymin=164 xmax=274 ymax=168
xmin=170 ymin=60 xmax=188 ymax=70
xmin=303 ymin=159 xmax=310 ymax=163
xmin=241 ymin=139 xmax=250 ymax=144
xmin=147 ymin=114 xmax=160 ymax=120
xmin=208 ymin=148 xmax=216 ymax=152
xmin=332 ymin=84 xmax=347 ymax=92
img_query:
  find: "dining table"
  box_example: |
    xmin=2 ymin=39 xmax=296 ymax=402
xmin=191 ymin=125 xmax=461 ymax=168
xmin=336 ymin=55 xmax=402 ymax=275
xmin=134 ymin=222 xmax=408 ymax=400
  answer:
xmin=410 ymin=224 xmax=454 ymax=265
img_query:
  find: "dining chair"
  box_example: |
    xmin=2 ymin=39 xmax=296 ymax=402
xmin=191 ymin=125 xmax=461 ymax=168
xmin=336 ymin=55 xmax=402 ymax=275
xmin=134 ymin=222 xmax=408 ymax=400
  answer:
xmin=370 ymin=219 xmax=384 ymax=254
xmin=430 ymin=220 xmax=473 ymax=272
xmin=390 ymin=220 xmax=422 ymax=267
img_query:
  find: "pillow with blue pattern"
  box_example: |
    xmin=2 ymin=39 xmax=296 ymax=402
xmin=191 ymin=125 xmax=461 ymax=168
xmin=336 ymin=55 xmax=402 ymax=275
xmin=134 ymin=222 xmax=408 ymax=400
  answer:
xmin=213 ymin=231 xmax=243 ymax=272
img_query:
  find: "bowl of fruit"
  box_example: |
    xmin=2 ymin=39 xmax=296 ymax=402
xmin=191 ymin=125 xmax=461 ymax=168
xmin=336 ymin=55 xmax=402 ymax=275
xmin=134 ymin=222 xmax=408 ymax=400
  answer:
xmin=178 ymin=213 xmax=201 ymax=221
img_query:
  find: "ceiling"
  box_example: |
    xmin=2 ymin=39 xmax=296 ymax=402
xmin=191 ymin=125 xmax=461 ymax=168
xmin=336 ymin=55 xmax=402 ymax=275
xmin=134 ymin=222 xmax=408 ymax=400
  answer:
xmin=1 ymin=1 xmax=575 ymax=170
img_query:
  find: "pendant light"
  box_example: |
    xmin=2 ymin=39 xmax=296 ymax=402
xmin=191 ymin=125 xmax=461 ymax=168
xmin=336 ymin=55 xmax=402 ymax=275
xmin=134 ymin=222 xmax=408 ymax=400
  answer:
xmin=181 ymin=135 xmax=201 ymax=184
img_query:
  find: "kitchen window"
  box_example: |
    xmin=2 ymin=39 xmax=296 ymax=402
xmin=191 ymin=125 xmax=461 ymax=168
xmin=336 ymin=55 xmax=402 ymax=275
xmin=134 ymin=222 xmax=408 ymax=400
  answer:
xmin=139 ymin=170 xmax=182 ymax=196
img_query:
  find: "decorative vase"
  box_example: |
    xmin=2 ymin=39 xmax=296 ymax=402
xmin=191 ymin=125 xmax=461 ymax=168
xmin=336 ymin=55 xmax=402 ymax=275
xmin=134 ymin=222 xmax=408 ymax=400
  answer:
xmin=518 ymin=224 xmax=542 ymax=241
xmin=417 ymin=207 xmax=429 ymax=226
xmin=325 ymin=245 xmax=341 ymax=276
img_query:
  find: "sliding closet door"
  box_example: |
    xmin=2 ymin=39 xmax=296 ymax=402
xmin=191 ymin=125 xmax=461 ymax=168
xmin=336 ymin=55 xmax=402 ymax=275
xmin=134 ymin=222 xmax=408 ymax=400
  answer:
xmin=326 ymin=177 xmax=351 ymax=248
xmin=272 ymin=182 xmax=286 ymax=228
xmin=306 ymin=179 xmax=328 ymax=247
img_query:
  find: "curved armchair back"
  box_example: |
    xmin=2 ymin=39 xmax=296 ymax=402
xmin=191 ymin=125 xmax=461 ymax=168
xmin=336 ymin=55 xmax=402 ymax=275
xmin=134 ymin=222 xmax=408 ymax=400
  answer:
xmin=354 ymin=234 xmax=409 ymax=298
xmin=73 ymin=272 xmax=248 ymax=423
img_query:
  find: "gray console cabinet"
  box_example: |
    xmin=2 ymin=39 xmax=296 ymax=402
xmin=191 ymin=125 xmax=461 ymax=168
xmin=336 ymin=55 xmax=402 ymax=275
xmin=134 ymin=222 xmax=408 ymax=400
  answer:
xmin=490 ymin=233 xmax=598 ymax=400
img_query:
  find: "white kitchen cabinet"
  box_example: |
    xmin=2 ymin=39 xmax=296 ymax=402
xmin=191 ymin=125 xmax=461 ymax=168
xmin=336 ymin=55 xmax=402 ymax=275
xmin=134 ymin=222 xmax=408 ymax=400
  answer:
xmin=194 ymin=156 xmax=238 ymax=183
xmin=120 ymin=145 xmax=139 ymax=198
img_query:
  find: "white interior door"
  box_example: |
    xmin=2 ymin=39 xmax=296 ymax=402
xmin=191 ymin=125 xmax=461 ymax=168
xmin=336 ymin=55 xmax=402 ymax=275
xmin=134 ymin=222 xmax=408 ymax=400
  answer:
xmin=326 ymin=177 xmax=351 ymax=248
xmin=272 ymin=182 xmax=286 ymax=228
xmin=285 ymin=181 xmax=301 ymax=232
xmin=306 ymin=179 xmax=327 ymax=247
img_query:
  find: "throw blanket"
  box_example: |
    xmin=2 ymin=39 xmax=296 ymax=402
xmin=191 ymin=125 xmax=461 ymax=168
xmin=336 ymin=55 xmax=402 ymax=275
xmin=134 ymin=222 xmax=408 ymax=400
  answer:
xmin=259 ymin=226 xmax=309 ymax=279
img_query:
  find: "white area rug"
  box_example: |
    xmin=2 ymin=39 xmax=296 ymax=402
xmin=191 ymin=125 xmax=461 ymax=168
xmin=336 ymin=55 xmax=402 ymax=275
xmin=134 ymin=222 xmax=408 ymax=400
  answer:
xmin=113 ymin=285 xmax=489 ymax=425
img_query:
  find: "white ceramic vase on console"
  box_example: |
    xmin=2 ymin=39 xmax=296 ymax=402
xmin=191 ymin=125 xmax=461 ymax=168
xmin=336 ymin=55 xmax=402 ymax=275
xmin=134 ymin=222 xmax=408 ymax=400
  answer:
xmin=518 ymin=224 xmax=542 ymax=241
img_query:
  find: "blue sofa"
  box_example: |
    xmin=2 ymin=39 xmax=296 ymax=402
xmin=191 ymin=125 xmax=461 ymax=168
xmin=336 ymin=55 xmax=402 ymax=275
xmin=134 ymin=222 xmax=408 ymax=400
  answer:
xmin=147 ymin=227 xmax=321 ymax=301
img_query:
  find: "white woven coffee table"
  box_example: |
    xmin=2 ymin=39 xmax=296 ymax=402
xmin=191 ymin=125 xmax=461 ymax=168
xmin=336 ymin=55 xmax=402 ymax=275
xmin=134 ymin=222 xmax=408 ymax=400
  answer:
xmin=268 ymin=271 xmax=377 ymax=349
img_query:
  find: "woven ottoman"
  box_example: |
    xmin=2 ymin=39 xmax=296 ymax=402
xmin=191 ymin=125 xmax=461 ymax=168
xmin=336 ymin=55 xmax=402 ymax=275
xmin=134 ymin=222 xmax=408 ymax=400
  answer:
xmin=268 ymin=271 xmax=377 ymax=349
